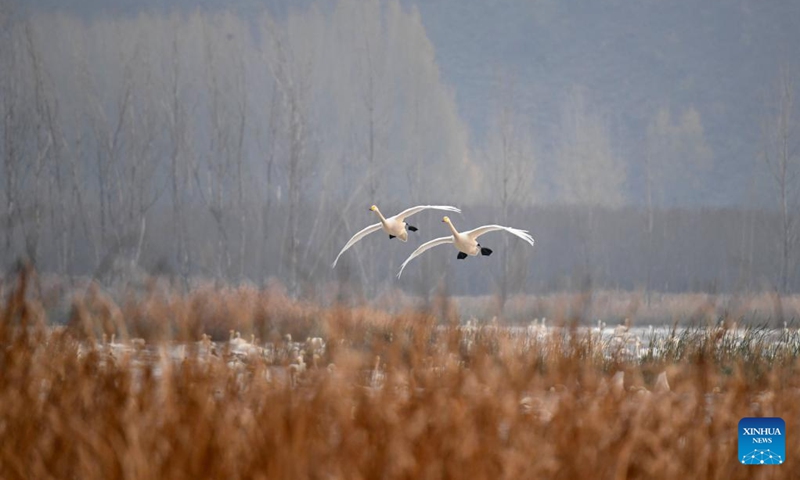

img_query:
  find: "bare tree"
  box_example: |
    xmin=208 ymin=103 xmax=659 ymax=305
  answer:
xmin=118 ymin=55 xmax=165 ymax=269
xmin=193 ymin=20 xmax=249 ymax=279
xmin=25 ymin=20 xmax=81 ymax=276
xmin=164 ymin=28 xmax=192 ymax=282
xmin=255 ymin=82 xmax=280 ymax=281
xmin=760 ymin=67 xmax=799 ymax=293
xmin=82 ymin=42 xmax=135 ymax=270
xmin=401 ymin=49 xmax=446 ymax=301
xmin=554 ymin=86 xmax=626 ymax=285
xmin=263 ymin=12 xmax=314 ymax=294
xmin=555 ymin=87 xmax=625 ymax=209
xmin=483 ymin=79 xmax=536 ymax=312
xmin=320 ymin=0 xmax=393 ymax=294
xmin=356 ymin=2 xmax=390 ymax=205
xmin=643 ymin=105 xmax=713 ymax=297
xmin=0 ymin=21 xmax=53 ymax=270
xmin=0 ymin=16 xmax=19 ymax=257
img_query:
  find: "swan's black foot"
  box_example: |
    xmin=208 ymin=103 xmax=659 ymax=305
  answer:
xmin=457 ymin=252 xmax=468 ymax=260
xmin=407 ymin=224 xmax=418 ymax=232
xmin=480 ymin=247 xmax=493 ymax=256
xmin=389 ymin=235 xmax=396 ymax=239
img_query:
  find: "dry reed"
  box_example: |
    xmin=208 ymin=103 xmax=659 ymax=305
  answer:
xmin=1 ymin=270 xmax=798 ymax=479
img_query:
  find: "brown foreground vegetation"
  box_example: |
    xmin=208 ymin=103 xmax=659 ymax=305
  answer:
xmin=1 ymin=271 xmax=799 ymax=479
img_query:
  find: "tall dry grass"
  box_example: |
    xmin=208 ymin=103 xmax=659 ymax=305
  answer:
xmin=1 ymin=270 xmax=798 ymax=479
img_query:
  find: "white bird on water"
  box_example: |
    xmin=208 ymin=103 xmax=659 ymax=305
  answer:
xmin=396 ymin=216 xmax=534 ymax=278
xmin=332 ymin=204 xmax=461 ymax=268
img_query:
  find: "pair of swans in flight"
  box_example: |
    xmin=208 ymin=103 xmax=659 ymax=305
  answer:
xmin=332 ymin=205 xmax=534 ymax=278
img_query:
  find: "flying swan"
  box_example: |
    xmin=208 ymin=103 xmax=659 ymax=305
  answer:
xmin=396 ymin=216 xmax=534 ymax=278
xmin=332 ymin=205 xmax=461 ymax=268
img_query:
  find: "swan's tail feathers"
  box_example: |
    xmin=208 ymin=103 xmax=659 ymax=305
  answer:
xmin=407 ymin=225 xmax=418 ymax=232
xmin=480 ymin=247 xmax=493 ymax=256
xmin=457 ymin=252 xmax=468 ymax=260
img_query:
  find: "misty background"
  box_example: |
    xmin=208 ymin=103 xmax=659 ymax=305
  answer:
xmin=1 ymin=0 xmax=799 ymax=299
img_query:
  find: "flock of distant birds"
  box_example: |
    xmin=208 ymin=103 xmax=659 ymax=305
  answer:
xmin=93 ymin=323 xmax=789 ymax=431
xmin=94 ymin=324 xmax=680 ymax=425
xmin=331 ymin=205 xmax=535 ymax=278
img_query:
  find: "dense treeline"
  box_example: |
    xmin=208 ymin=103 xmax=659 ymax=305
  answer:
xmin=1 ymin=2 xmax=798 ymax=295
xmin=0 ymin=4 xmax=477 ymax=290
xmin=1 ymin=199 xmax=797 ymax=296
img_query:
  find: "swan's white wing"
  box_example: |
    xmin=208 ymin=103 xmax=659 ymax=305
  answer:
xmin=396 ymin=236 xmax=453 ymax=278
xmin=332 ymin=223 xmax=383 ymax=268
xmin=393 ymin=205 xmax=461 ymax=222
xmin=464 ymin=225 xmax=535 ymax=246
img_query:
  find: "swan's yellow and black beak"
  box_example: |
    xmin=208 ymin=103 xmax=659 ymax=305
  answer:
xmin=369 ymin=205 xmax=377 ymax=212
xmin=442 ymin=216 xmax=450 ymax=223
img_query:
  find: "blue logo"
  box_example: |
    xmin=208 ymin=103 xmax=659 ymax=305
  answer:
xmin=739 ymin=417 xmax=785 ymax=465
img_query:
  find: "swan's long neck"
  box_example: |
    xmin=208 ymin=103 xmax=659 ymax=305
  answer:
xmin=373 ymin=208 xmax=387 ymax=223
xmin=445 ymin=220 xmax=459 ymax=236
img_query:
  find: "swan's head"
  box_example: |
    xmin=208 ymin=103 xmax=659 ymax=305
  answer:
xmin=370 ymin=205 xmax=378 ymax=212
xmin=442 ymin=216 xmax=451 ymax=223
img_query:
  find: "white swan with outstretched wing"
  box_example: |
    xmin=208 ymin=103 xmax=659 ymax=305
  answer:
xmin=332 ymin=205 xmax=461 ymax=268
xmin=397 ymin=216 xmax=534 ymax=278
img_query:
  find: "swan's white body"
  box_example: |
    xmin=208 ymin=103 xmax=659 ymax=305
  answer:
xmin=332 ymin=205 xmax=461 ymax=268
xmin=396 ymin=216 xmax=534 ymax=278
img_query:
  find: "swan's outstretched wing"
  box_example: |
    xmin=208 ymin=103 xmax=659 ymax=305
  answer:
xmin=394 ymin=205 xmax=461 ymax=222
xmin=332 ymin=223 xmax=383 ymax=268
xmin=396 ymin=236 xmax=453 ymax=278
xmin=464 ymin=225 xmax=535 ymax=246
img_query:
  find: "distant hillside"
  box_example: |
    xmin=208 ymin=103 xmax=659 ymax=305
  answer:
xmin=412 ymin=0 xmax=800 ymax=207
